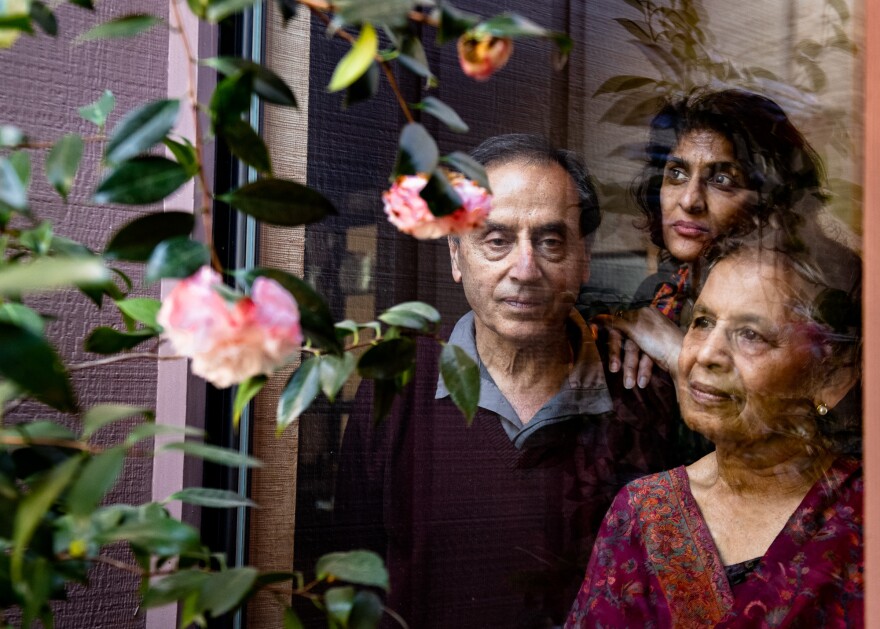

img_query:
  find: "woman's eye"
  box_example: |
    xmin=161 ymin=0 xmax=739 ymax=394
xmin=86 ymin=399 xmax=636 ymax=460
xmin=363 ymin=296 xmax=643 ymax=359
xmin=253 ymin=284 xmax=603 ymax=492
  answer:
xmin=710 ymin=173 xmax=735 ymax=187
xmin=691 ymin=316 xmax=712 ymax=330
xmin=664 ymin=166 xmax=688 ymax=182
xmin=737 ymin=328 xmax=767 ymax=344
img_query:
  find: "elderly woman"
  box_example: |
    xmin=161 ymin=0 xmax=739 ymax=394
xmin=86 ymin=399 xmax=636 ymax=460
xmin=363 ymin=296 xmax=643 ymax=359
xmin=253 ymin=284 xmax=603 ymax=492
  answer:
xmin=566 ymin=236 xmax=862 ymax=626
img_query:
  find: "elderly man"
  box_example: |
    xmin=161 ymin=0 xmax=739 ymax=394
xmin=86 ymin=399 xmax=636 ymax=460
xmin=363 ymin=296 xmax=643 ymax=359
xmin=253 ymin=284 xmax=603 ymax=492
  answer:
xmin=333 ymin=135 xmax=680 ymax=628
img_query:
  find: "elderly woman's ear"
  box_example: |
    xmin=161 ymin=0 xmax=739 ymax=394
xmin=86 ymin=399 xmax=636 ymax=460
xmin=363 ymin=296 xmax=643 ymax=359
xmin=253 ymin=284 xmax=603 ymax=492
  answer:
xmin=814 ymin=360 xmax=859 ymax=413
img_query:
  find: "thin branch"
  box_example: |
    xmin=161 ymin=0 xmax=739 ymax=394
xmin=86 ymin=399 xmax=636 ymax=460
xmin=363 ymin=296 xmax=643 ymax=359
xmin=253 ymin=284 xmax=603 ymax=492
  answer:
xmin=169 ymin=0 xmax=224 ymax=274
xmin=12 ymin=135 xmax=106 ymax=150
xmin=69 ymin=352 xmax=182 ymax=372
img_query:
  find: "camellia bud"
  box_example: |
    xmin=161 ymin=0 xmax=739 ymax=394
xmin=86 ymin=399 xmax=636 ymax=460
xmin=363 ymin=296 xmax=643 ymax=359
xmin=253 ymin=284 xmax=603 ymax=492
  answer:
xmin=456 ymin=33 xmax=514 ymax=81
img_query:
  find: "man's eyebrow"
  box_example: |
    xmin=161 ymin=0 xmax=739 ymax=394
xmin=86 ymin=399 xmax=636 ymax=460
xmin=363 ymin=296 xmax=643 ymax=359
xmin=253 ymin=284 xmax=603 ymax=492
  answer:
xmin=533 ymin=221 xmax=568 ymax=236
xmin=481 ymin=220 xmax=513 ymax=233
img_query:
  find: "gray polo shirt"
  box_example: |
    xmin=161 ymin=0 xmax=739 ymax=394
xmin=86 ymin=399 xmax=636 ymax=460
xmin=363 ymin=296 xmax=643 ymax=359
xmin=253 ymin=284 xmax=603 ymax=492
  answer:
xmin=436 ymin=310 xmax=614 ymax=449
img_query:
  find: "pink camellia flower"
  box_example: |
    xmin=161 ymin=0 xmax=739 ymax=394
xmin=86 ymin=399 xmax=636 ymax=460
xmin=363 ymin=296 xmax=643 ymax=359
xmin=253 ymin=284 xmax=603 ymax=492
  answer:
xmin=157 ymin=266 xmax=303 ymax=388
xmin=456 ymin=33 xmax=514 ymax=81
xmin=383 ymin=173 xmax=492 ymax=239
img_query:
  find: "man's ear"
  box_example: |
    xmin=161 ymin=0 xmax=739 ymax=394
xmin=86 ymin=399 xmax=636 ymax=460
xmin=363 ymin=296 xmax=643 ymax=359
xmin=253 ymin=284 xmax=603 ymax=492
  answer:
xmin=449 ymin=236 xmax=462 ymax=283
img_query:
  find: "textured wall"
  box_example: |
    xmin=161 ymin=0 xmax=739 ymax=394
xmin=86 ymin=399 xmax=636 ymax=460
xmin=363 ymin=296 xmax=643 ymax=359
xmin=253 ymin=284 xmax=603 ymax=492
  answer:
xmin=0 ymin=2 xmax=169 ymax=627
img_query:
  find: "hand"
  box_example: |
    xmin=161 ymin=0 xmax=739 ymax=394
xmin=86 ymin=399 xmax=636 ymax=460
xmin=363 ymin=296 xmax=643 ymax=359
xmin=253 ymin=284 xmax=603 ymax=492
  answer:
xmin=594 ymin=307 xmax=685 ymax=389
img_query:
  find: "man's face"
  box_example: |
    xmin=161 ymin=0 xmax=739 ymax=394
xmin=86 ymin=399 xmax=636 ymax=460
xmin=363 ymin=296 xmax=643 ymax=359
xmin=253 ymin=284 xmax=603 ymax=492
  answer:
xmin=449 ymin=159 xmax=589 ymax=347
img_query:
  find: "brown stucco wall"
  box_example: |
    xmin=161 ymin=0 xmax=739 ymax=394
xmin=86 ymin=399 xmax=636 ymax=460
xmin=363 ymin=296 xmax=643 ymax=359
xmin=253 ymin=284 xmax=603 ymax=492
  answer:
xmin=1 ymin=2 xmax=171 ymax=626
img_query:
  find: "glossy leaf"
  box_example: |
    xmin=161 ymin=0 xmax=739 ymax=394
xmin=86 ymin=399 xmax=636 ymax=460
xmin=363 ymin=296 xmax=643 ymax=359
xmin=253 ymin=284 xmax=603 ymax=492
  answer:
xmin=200 ymin=567 xmax=258 ymax=616
xmin=614 ymin=17 xmax=653 ymax=44
xmin=237 ymin=267 xmax=339 ymax=352
xmin=440 ymin=343 xmax=479 ymax=425
xmin=99 ymin=517 xmax=201 ymax=556
xmin=397 ymin=36 xmax=435 ymax=86
xmin=343 ymin=61 xmax=378 ymax=109
xmin=84 ymin=327 xmax=156 ymax=354
xmin=78 ymin=89 xmax=115 ymax=128
xmin=144 ymin=237 xmax=210 ymax=284
xmin=0 ymin=256 xmax=108 ymax=296
xmin=8 ymin=149 xmax=30 ymax=187
xmin=475 ymin=13 xmax=572 ymax=57
xmin=334 ymin=0 xmax=414 ymax=27
xmin=0 ymin=324 xmax=75 ymax=412
xmin=166 ymin=487 xmax=255 ymax=509
xmin=421 ymin=168 xmax=462 ymax=217
xmin=29 ymin=1 xmax=56 ymax=36
xmin=218 ymin=178 xmax=336 ymax=226
xmin=209 ymin=72 xmax=253 ymax=127
xmin=277 ymin=359 xmax=321 ymax=433
xmin=66 ymin=446 xmax=126 ymax=516
xmin=436 ymin=3 xmax=479 ymax=44
xmin=205 ymin=0 xmax=260 ymax=23
xmin=104 ymin=211 xmax=194 ymax=261
xmin=202 ymin=57 xmax=297 ymax=107
xmin=316 ymin=550 xmax=389 ymax=591
xmin=277 ymin=0 xmax=297 ymax=23
xmin=392 ymin=123 xmax=438 ymax=178
xmin=69 ymin=0 xmax=95 ymax=8
xmin=83 ymin=404 xmax=152 ymax=438
xmin=78 ymin=13 xmax=161 ymax=41
xmin=283 ymin=607 xmax=305 ymax=629
xmin=162 ymin=441 xmax=262 ymax=468
xmin=217 ymin=119 xmax=272 ymax=174
xmin=441 ymin=151 xmax=490 ymax=191
xmin=0 ymin=156 xmax=27 ymax=211
xmin=94 ymin=156 xmax=191 ymax=205
xmin=418 ymin=96 xmax=468 ymax=133
xmin=232 ymin=374 xmax=267 ymax=429
xmin=349 ymin=591 xmax=383 ymax=629
xmin=114 ymin=297 xmax=161 ymax=329
xmin=46 ymin=134 xmax=83 ymax=200
xmin=163 ymin=137 xmax=199 ymax=176
xmin=328 ymin=23 xmax=378 ymax=93
xmin=142 ymin=570 xmax=209 ymax=609
xmin=357 ymin=338 xmax=415 ymax=380
xmin=593 ymin=75 xmax=657 ymax=97
xmin=12 ymin=456 xmax=81 ymax=582
xmin=318 ymin=353 xmax=355 ymax=403
xmin=325 ymin=586 xmax=355 ymax=627
xmin=105 ymin=99 xmax=180 ymax=165
xmin=378 ymin=301 xmax=440 ymax=330
xmin=124 ymin=423 xmax=204 ymax=447
xmin=0 ymin=302 xmax=44 ymax=335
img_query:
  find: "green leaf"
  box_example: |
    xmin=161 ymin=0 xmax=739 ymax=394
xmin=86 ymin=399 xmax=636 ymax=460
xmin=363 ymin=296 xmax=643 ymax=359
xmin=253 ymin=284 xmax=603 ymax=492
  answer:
xmin=283 ymin=607 xmax=305 ymax=629
xmin=105 ymin=99 xmax=180 ymax=165
xmin=218 ymin=178 xmax=336 ymax=226
xmin=441 ymin=151 xmax=490 ymax=191
xmin=325 ymin=586 xmax=355 ymax=627
xmin=144 ymin=237 xmax=210 ymax=283
xmin=163 ymin=137 xmax=199 ymax=176
xmin=217 ymin=119 xmax=272 ymax=174
xmin=0 ymin=156 xmax=27 ymax=211
xmin=12 ymin=456 xmax=81 ymax=583
xmin=613 ymin=17 xmax=653 ymax=44
xmin=417 ymin=96 xmax=468 ymax=133
xmin=29 ymin=1 xmax=56 ymax=36
xmin=277 ymin=359 xmax=320 ymax=433
xmin=84 ymin=326 xmax=156 ymax=354
xmin=209 ymin=72 xmax=253 ymax=127
xmin=0 ymin=323 xmax=76 ymax=412
xmin=202 ymin=57 xmax=297 ymax=107
xmin=200 ymin=567 xmax=258 ymax=616
xmin=114 ymin=297 xmax=161 ymax=329
xmin=357 ymin=338 xmax=415 ymax=380
xmin=349 ymin=591 xmax=383 ymax=629
xmin=420 ymin=168 xmax=462 ymax=217
xmin=45 ymin=134 xmax=83 ymax=200
xmin=392 ymin=122 xmax=438 ymax=178
xmin=439 ymin=343 xmax=479 ymax=425
xmin=99 ymin=517 xmax=201 ymax=556
xmin=124 ymin=423 xmax=204 ymax=447
xmin=78 ymin=89 xmax=115 ymax=128
xmin=378 ymin=301 xmax=440 ymax=330
xmin=166 ymin=487 xmax=255 ymax=509
xmin=237 ymin=267 xmax=339 ymax=352
xmin=0 ymin=302 xmax=44 ymax=335
xmin=436 ymin=3 xmax=479 ymax=44
xmin=104 ymin=211 xmax=194 ymax=261
xmin=474 ymin=12 xmax=547 ymax=38
xmin=232 ymin=374 xmax=266 ymax=429
xmin=593 ymin=75 xmax=657 ymax=97
xmin=334 ymin=0 xmax=414 ymax=27
xmin=205 ymin=0 xmax=260 ymax=23
xmin=69 ymin=0 xmax=95 ymax=9
xmin=142 ymin=570 xmax=209 ymax=609
xmin=0 ymin=256 xmax=106 ymax=295
xmin=397 ymin=35 xmax=435 ymax=86
xmin=8 ymin=149 xmax=30 ymax=187
xmin=343 ymin=61 xmax=379 ymax=109
xmin=328 ymin=23 xmax=378 ymax=93
xmin=318 ymin=353 xmax=355 ymax=403
xmin=66 ymin=446 xmax=126 ymax=516
xmin=0 ymin=125 xmax=24 ymax=147
xmin=94 ymin=156 xmax=191 ymax=205
xmin=277 ymin=0 xmax=297 ymax=23
xmin=162 ymin=441 xmax=262 ymax=468
xmin=77 ymin=13 xmax=161 ymax=41
xmin=83 ymin=404 xmax=152 ymax=438
xmin=316 ymin=550 xmax=389 ymax=591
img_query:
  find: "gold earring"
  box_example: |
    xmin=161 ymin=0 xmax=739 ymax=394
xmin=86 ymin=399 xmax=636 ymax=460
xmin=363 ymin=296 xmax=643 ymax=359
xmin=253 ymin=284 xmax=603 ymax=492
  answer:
xmin=816 ymin=403 xmax=829 ymax=416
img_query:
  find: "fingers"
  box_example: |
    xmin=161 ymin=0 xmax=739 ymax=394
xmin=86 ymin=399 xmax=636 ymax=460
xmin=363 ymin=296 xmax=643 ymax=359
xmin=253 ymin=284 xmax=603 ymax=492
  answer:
xmin=622 ymin=339 xmax=640 ymax=389
xmin=637 ymin=353 xmax=654 ymax=388
xmin=607 ymin=327 xmax=623 ymax=373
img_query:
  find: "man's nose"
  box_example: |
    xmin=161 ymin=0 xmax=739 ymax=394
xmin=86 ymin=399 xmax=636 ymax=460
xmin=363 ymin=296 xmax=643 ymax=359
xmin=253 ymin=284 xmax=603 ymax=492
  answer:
xmin=509 ymin=241 xmax=541 ymax=282
xmin=679 ymin=177 xmax=706 ymax=214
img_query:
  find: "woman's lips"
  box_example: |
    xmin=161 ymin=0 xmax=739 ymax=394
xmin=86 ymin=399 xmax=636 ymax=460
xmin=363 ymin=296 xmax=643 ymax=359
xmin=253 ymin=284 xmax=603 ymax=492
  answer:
xmin=687 ymin=381 xmax=734 ymax=405
xmin=671 ymin=221 xmax=710 ymax=238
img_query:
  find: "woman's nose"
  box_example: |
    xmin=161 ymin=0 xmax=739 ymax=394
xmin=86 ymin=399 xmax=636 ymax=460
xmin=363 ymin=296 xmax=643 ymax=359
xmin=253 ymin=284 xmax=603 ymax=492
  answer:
xmin=696 ymin=326 xmax=731 ymax=368
xmin=679 ymin=177 xmax=706 ymax=214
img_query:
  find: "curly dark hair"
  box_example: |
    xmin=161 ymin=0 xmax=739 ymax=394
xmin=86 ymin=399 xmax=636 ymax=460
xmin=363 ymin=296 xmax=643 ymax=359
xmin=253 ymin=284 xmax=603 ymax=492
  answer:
xmin=633 ymin=89 xmax=827 ymax=252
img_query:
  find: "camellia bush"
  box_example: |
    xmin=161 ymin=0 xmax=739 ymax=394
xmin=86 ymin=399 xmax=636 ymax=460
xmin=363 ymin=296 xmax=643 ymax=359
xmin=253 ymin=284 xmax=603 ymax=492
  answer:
xmin=0 ymin=0 xmax=570 ymax=626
